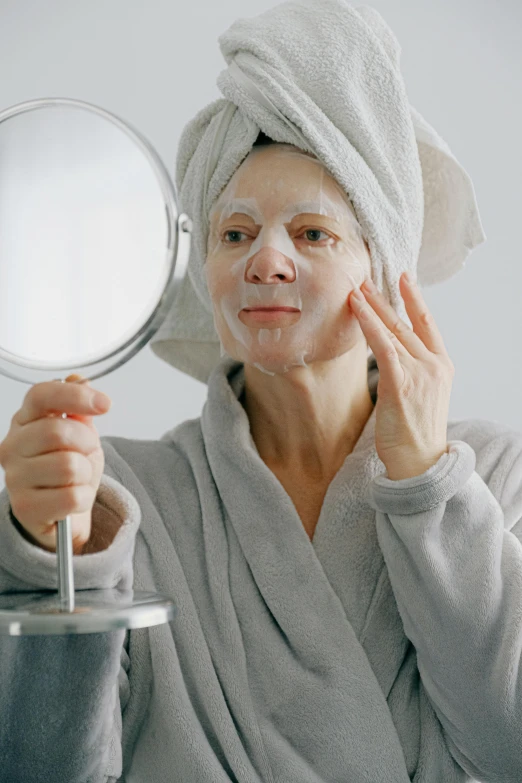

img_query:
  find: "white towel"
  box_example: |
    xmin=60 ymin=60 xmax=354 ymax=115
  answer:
xmin=150 ymin=1 xmax=486 ymax=384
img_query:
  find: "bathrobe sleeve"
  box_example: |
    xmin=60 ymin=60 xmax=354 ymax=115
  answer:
xmin=0 ymin=444 xmax=141 ymax=783
xmin=367 ymin=431 xmax=522 ymax=783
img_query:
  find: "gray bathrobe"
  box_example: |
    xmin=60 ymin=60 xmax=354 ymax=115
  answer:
xmin=0 ymin=357 xmax=521 ymax=783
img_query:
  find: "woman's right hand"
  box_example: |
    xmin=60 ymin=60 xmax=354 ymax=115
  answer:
xmin=0 ymin=375 xmax=112 ymax=553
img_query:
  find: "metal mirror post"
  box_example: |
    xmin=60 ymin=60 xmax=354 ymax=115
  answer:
xmin=0 ymin=97 xmax=192 ymax=635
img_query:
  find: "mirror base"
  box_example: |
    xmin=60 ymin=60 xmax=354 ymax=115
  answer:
xmin=0 ymin=589 xmax=176 ymax=635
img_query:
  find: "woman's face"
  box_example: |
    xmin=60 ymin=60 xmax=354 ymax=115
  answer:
xmin=205 ymin=143 xmax=372 ymax=375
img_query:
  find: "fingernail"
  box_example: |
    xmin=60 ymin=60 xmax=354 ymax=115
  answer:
xmin=351 ymin=287 xmax=365 ymax=301
xmin=92 ymin=391 xmax=111 ymax=411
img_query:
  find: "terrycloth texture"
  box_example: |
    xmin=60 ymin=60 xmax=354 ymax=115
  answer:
xmin=1 ymin=357 xmax=522 ymax=782
xmin=150 ymin=0 xmax=486 ymax=384
xmin=0 ymin=474 xmax=138 ymax=783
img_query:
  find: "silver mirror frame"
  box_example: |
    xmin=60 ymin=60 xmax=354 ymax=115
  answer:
xmin=0 ymin=97 xmax=192 ymax=385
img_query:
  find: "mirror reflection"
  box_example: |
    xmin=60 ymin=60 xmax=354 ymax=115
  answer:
xmin=0 ymin=105 xmax=170 ymax=367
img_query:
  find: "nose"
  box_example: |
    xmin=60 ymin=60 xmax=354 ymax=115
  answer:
xmin=244 ymin=246 xmax=297 ymax=284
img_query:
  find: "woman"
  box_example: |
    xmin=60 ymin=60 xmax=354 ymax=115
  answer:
xmin=205 ymin=138 xmax=380 ymax=542
xmin=1 ymin=3 xmax=521 ymax=783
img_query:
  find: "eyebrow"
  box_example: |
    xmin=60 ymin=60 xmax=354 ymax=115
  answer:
xmin=217 ymin=198 xmax=263 ymax=225
xmin=218 ymin=206 xmax=341 ymax=223
xmin=218 ymin=213 xmax=340 ymax=239
xmin=282 ymin=200 xmax=335 ymax=217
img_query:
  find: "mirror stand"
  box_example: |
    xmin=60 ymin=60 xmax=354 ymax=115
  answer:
xmin=57 ymin=515 xmax=75 ymax=612
xmin=0 ymin=500 xmax=177 ymax=635
xmin=0 ymin=96 xmax=189 ymax=637
xmin=0 ymin=513 xmax=176 ymax=635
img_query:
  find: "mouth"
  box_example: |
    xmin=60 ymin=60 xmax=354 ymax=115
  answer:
xmin=242 ymin=306 xmax=300 ymax=312
xmin=239 ymin=306 xmax=301 ymax=327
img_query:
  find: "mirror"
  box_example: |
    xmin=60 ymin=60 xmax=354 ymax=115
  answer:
xmin=0 ymin=97 xmax=192 ymax=633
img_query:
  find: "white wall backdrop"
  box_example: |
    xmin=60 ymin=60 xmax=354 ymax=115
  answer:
xmin=0 ymin=0 xmax=520 ymax=488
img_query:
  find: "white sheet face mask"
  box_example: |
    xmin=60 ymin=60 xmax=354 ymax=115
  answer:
xmin=205 ymin=144 xmax=371 ymax=376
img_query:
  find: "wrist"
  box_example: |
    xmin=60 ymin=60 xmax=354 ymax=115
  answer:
xmin=11 ymin=513 xmax=55 ymax=552
xmin=10 ymin=512 xmax=87 ymax=554
xmin=384 ymin=447 xmax=449 ymax=481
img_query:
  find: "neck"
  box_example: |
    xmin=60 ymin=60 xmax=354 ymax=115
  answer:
xmin=240 ymin=343 xmax=375 ymax=484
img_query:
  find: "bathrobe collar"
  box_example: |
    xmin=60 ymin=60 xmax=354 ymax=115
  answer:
xmin=201 ymin=357 xmax=412 ymax=781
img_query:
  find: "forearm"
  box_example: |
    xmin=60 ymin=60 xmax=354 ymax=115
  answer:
xmin=369 ymin=440 xmax=522 ymax=778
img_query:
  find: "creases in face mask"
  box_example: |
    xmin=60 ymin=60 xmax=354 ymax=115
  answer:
xmin=205 ymin=144 xmax=372 ymax=376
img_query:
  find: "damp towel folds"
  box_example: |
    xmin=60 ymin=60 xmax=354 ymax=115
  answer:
xmin=150 ymin=0 xmax=486 ymax=383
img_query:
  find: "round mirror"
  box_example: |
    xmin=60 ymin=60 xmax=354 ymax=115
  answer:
xmin=0 ymin=97 xmax=192 ymax=634
xmin=0 ymin=97 xmax=191 ymax=384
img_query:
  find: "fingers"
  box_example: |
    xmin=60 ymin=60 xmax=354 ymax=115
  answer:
xmin=14 ymin=379 xmax=111 ymax=427
xmin=0 ymin=374 xmax=110 ymax=549
xmin=14 ymin=416 xmax=100 ymax=459
xmin=357 ymin=276 xmax=428 ymax=359
xmin=10 ymin=485 xmax=95 ymax=533
xmin=349 ymin=285 xmax=405 ymax=388
xmin=398 ymin=274 xmax=448 ymax=356
xmin=5 ymin=450 xmax=94 ymax=491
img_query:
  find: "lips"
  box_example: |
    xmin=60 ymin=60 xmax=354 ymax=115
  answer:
xmin=239 ymin=306 xmax=302 ymax=327
xmin=242 ymin=307 xmax=300 ymax=312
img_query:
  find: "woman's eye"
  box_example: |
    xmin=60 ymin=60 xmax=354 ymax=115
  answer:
xmin=222 ymin=227 xmax=333 ymax=245
xmin=300 ymin=229 xmax=331 ymax=243
xmin=223 ymin=230 xmax=249 ymax=244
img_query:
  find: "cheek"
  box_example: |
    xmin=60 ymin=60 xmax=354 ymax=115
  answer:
xmin=305 ymin=268 xmax=353 ymax=307
xmin=205 ymin=265 xmax=238 ymax=342
xmin=205 ymin=256 xmax=243 ymax=303
xmin=205 ymin=261 xmax=226 ymax=302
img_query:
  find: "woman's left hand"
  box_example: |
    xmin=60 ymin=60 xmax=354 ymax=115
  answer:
xmin=349 ymin=271 xmax=455 ymax=481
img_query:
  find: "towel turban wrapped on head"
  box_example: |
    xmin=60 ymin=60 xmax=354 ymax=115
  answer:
xmin=150 ymin=0 xmax=486 ymax=384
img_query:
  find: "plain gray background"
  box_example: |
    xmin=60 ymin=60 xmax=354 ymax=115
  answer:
xmin=0 ymin=0 xmax=520 ymax=490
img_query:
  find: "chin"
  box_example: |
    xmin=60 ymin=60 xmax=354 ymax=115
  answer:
xmin=221 ymin=330 xmax=364 ymax=372
xmin=240 ymin=345 xmax=319 ymax=375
